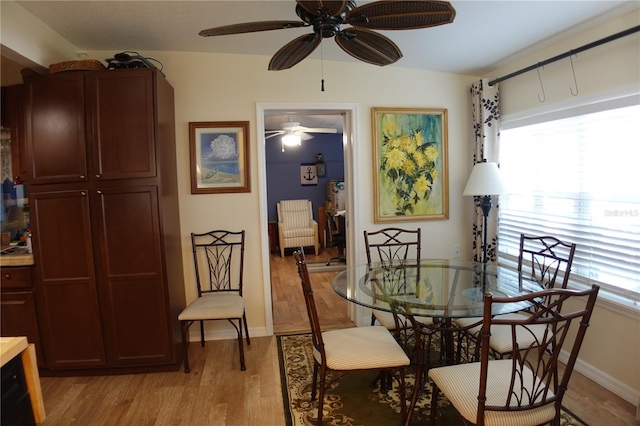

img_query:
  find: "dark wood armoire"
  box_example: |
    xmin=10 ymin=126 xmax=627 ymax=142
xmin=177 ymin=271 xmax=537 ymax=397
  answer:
xmin=23 ymin=68 xmax=185 ymax=373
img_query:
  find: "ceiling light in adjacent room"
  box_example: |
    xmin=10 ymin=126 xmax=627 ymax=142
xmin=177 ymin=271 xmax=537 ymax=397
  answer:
xmin=281 ymin=132 xmax=301 ymax=152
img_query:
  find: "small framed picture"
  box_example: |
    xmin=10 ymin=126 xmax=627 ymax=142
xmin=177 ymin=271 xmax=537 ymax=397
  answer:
xmin=189 ymin=121 xmax=250 ymax=194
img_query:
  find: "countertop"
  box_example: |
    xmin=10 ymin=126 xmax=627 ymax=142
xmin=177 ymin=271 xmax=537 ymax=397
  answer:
xmin=0 ymin=336 xmax=28 ymax=367
xmin=0 ymin=250 xmax=35 ymax=267
xmin=0 ymin=336 xmax=46 ymax=422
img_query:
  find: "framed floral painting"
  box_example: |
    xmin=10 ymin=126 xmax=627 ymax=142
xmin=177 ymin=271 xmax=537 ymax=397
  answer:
xmin=372 ymin=108 xmax=449 ymax=222
xmin=189 ymin=121 xmax=250 ymax=194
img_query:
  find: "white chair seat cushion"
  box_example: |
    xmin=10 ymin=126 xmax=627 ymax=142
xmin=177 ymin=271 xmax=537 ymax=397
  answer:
xmin=429 ymin=359 xmax=557 ymax=426
xmin=178 ymin=293 xmax=245 ymax=321
xmin=283 ymin=227 xmax=315 ymax=238
xmin=454 ymin=316 xmax=482 ymax=331
xmin=455 ymin=313 xmax=549 ymax=355
xmin=313 ymin=326 xmax=410 ymax=370
xmin=374 ymin=311 xmax=434 ymax=330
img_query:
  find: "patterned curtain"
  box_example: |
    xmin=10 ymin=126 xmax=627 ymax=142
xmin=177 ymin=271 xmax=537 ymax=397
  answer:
xmin=470 ymin=79 xmax=501 ymax=262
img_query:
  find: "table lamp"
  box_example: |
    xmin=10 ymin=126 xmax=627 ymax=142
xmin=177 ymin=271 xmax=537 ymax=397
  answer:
xmin=463 ymin=161 xmax=507 ymax=264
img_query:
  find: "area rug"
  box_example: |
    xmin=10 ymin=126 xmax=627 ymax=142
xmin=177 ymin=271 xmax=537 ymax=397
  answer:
xmin=278 ymin=333 xmax=588 ymax=426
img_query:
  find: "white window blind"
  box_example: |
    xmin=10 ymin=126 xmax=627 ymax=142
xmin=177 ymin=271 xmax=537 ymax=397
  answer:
xmin=498 ymin=104 xmax=640 ymax=300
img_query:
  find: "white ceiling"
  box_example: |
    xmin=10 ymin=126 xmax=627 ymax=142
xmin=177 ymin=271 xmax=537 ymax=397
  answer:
xmin=12 ymin=0 xmax=639 ymax=131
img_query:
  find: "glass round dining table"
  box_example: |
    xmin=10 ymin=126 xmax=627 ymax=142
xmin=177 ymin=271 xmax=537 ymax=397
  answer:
xmin=332 ymin=259 xmax=542 ymax=364
xmin=332 ymin=259 xmax=540 ymax=320
xmin=332 ymin=259 xmax=543 ymax=420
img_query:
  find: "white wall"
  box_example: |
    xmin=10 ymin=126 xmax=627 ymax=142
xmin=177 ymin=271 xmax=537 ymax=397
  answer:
xmin=487 ymin=10 xmax=640 ymax=405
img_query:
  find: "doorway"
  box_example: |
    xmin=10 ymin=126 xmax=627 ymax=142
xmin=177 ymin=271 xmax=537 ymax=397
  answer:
xmin=256 ymin=102 xmax=359 ymax=335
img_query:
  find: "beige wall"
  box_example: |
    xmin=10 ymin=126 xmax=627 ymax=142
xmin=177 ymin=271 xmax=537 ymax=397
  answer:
xmin=3 ymin=0 xmax=638 ymax=406
xmin=494 ymin=10 xmax=639 ymax=116
xmin=0 ymin=55 xmax=24 ymax=86
xmin=0 ymin=0 xmax=75 ymax=73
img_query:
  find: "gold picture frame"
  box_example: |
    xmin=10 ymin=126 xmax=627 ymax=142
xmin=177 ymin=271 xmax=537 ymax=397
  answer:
xmin=189 ymin=121 xmax=250 ymax=194
xmin=372 ymin=108 xmax=449 ymax=222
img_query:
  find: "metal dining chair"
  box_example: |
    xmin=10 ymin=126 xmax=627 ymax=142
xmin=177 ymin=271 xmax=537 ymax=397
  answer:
xmin=325 ymin=211 xmax=346 ymax=265
xmin=178 ymin=230 xmax=250 ymax=373
xmin=364 ymin=227 xmax=424 ymax=332
xmin=293 ymin=248 xmax=410 ymax=425
xmin=425 ymin=285 xmax=599 ymax=426
xmin=363 ymin=227 xmax=440 ymax=392
xmin=455 ymin=233 xmax=577 ymax=361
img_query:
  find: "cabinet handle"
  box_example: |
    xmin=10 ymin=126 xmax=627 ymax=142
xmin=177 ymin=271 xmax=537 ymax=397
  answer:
xmin=96 ymin=174 xmax=101 ymax=179
xmin=97 ymin=190 xmax=102 ymax=194
xmin=80 ymin=175 xmax=85 ymax=179
xmin=4 ymin=274 xmax=10 ymax=279
xmin=81 ymin=191 xmax=86 ymax=196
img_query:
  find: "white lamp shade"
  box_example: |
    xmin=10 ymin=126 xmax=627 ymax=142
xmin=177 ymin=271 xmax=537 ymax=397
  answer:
xmin=463 ymin=162 xmax=507 ymax=196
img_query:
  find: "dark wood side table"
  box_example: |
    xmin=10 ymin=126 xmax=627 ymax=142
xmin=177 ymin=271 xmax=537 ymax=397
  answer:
xmin=268 ymin=221 xmax=278 ymax=254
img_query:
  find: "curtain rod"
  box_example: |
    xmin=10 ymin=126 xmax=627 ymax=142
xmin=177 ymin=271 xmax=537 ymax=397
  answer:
xmin=488 ymin=25 xmax=640 ymax=86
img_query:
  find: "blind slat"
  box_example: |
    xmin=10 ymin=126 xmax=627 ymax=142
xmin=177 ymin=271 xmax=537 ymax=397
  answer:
xmin=498 ymin=104 xmax=640 ymax=299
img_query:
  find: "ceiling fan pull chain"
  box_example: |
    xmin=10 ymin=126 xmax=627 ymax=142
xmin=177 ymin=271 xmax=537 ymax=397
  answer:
xmin=320 ymin=42 xmax=325 ymax=92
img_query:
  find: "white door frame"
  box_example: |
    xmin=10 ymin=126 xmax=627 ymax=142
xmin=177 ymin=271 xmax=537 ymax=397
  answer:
xmin=256 ymin=102 xmax=360 ymax=335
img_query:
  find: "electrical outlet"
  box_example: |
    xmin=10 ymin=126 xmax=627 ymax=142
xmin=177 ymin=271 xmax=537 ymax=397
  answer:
xmin=453 ymin=244 xmax=461 ymax=259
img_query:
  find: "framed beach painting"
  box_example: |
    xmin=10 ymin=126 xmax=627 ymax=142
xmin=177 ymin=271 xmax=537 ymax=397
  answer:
xmin=189 ymin=121 xmax=250 ymax=194
xmin=372 ymin=108 xmax=449 ymax=222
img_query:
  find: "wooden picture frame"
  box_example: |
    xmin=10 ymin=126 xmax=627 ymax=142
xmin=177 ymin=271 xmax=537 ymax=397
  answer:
xmin=372 ymin=108 xmax=449 ymax=222
xmin=189 ymin=121 xmax=250 ymax=194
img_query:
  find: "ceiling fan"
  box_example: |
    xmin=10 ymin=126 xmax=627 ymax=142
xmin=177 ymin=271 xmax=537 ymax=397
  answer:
xmin=266 ymin=116 xmax=338 ymax=151
xmin=199 ymin=0 xmax=456 ymax=70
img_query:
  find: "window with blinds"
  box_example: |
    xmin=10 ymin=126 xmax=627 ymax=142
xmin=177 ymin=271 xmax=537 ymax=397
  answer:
xmin=498 ymin=103 xmax=640 ymax=300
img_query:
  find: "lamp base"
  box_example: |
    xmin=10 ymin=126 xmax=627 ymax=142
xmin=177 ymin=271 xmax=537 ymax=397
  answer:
xmin=480 ymin=195 xmax=492 ymax=265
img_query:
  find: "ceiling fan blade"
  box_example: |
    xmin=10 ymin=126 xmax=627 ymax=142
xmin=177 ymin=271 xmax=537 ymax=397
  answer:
xmin=335 ymin=29 xmax=402 ymax=66
xmin=199 ymin=21 xmax=307 ymax=37
xmin=346 ymin=0 xmax=456 ymax=30
xmin=265 ymin=131 xmax=285 ymax=140
xmin=269 ymin=33 xmax=322 ymax=70
xmin=300 ymin=127 xmax=338 ymax=133
xmin=299 ymin=132 xmax=315 ymax=141
xmin=296 ymin=1 xmax=349 ymax=17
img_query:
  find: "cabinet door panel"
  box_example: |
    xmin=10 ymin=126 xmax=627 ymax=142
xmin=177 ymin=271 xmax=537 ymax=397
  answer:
xmin=0 ymin=291 xmax=45 ymax=366
xmin=25 ymin=74 xmax=87 ymax=184
xmin=93 ymin=186 xmax=173 ymax=365
xmin=1 ymin=85 xmax=28 ymax=182
xmin=88 ymin=70 xmax=156 ymax=180
xmin=30 ymin=188 xmax=106 ymax=368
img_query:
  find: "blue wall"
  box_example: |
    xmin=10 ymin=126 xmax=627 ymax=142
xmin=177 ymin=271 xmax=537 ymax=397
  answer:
xmin=266 ymin=133 xmax=344 ymax=222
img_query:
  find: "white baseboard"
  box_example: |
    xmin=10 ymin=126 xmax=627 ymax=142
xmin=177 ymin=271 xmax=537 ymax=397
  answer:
xmin=559 ymin=350 xmax=640 ymax=409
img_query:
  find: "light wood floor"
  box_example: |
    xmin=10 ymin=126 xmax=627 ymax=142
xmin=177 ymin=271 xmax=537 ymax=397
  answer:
xmin=37 ymin=248 xmax=637 ymax=425
xmin=271 ymin=246 xmax=354 ymax=335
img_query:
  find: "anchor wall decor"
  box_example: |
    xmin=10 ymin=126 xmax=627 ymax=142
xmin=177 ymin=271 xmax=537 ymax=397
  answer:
xmin=300 ymin=163 xmax=318 ymax=186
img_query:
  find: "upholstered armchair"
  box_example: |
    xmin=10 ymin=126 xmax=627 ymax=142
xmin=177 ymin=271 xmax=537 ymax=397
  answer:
xmin=277 ymin=199 xmax=319 ymax=257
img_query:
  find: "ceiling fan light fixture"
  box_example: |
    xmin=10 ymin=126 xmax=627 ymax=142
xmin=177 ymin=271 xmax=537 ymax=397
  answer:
xmin=282 ymin=132 xmax=301 ymax=146
xmin=282 ymin=132 xmax=302 ymax=146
